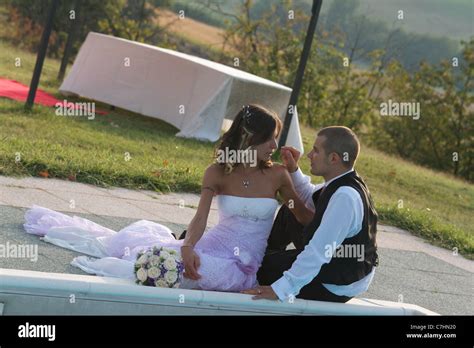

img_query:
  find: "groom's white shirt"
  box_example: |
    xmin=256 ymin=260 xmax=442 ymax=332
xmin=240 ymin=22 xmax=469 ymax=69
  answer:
xmin=271 ymin=168 xmax=376 ymax=301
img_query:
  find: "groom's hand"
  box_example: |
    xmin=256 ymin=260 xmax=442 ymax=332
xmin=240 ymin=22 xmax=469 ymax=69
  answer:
xmin=241 ymin=286 xmax=278 ymax=300
xmin=281 ymin=146 xmax=300 ymax=173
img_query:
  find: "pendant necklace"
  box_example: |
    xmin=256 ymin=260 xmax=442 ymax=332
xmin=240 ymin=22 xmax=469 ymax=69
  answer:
xmin=242 ymin=166 xmax=252 ymax=189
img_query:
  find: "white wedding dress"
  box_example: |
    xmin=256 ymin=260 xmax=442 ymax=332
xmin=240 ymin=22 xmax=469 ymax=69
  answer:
xmin=24 ymin=195 xmax=279 ymax=291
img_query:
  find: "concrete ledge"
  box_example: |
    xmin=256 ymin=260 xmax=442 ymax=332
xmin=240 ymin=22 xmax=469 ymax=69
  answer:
xmin=0 ymin=268 xmax=438 ymax=315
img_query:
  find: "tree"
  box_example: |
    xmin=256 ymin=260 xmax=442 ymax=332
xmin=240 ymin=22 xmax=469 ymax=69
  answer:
xmin=373 ymin=39 xmax=473 ymax=181
xmin=5 ymin=0 xmax=173 ymax=58
xmin=96 ymin=0 xmax=168 ymax=43
xmin=205 ymin=0 xmax=381 ymax=132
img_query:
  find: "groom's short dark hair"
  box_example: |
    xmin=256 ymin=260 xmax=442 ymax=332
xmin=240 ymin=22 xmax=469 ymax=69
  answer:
xmin=317 ymin=126 xmax=360 ymax=168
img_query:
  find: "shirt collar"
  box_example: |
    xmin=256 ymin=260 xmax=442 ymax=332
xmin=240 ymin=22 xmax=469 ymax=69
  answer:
xmin=323 ymin=168 xmax=354 ymax=188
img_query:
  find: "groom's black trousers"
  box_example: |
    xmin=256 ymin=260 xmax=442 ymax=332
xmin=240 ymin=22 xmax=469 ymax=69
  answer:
xmin=257 ymin=205 xmax=352 ymax=303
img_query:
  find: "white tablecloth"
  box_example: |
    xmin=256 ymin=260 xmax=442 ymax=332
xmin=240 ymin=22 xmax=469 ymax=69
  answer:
xmin=60 ymin=32 xmax=304 ymax=153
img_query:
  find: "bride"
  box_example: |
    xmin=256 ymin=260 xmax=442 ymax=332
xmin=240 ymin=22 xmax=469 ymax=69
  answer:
xmin=24 ymin=104 xmax=314 ymax=292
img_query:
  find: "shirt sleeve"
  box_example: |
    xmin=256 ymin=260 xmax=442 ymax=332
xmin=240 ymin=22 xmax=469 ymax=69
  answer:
xmin=271 ymin=187 xmax=362 ymax=301
xmin=290 ymin=168 xmax=324 ymax=211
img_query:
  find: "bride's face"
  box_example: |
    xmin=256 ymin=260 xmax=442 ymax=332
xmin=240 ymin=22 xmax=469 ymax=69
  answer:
xmin=252 ymin=132 xmax=278 ymax=163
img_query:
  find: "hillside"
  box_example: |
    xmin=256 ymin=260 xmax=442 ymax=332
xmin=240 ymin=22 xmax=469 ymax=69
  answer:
xmin=177 ymin=0 xmax=473 ymax=41
xmin=156 ymin=8 xmax=228 ymax=51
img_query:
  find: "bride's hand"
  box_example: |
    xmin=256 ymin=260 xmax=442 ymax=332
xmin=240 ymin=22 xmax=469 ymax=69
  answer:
xmin=181 ymin=246 xmax=201 ymax=280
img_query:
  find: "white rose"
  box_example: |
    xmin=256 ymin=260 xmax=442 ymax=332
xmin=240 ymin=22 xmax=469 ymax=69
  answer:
xmin=168 ymin=254 xmax=182 ymax=263
xmin=164 ymin=258 xmax=177 ymax=271
xmin=164 ymin=271 xmax=178 ymax=284
xmin=136 ymin=254 xmax=148 ymax=265
xmin=155 ymin=279 xmax=168 ymax=288
xmin=147 ymin=267 xmax=160 ymax=279
xmin=136 ymin=267 xmax=148 ymax=282
xmin=160 ymin=250 xmax=171 ymax=259
xmin=149 ymin=255 xmax=161 ymax=267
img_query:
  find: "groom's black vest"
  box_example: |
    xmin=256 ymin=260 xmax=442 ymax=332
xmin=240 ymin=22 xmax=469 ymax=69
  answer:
xmin=302 ymin=171 xmax=379 ymax=286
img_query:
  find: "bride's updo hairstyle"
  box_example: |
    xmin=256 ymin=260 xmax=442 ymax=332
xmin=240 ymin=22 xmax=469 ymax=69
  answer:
xmin=216 ymin=104 xmax=282 ymax=174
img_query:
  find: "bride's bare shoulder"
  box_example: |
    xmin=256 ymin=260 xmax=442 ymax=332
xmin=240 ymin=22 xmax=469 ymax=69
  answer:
xmin=205 ymin=163 xmax=225 ymax=177
xmin=199 ymin=164 xmax=224 ymax=195
xmin=268 ymin=163 xmax=288 ymax=175
xmin=270 ymin=163 xmax=286 ymax=170
xmin=203 ymin=164 xmax=225 ymax=186
xmin=266 ymin=163 xmax=291 ymax=185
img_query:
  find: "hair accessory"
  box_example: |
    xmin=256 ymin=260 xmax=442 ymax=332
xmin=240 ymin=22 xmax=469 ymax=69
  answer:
xmin=242 ymin=105 xmax=252 ymax=124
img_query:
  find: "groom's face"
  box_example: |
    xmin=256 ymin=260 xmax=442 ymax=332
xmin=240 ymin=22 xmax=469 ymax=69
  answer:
xmin=307 ymin=136 xmax=330 ymax=175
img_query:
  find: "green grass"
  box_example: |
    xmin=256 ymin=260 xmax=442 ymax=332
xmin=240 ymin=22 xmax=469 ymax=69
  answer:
xmin=0 ymin=38 xmax=473 ymax=259
xmin=356 ymin=147 xmax=473 ymax=259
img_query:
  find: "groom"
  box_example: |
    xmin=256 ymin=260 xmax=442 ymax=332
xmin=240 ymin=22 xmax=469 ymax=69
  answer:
xmin=242 ymin=126 xmax=378 ymax=303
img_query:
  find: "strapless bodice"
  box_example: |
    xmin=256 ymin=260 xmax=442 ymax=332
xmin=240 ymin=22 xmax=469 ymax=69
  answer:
xmin=216 ymin=194 xmax=279 ymax=221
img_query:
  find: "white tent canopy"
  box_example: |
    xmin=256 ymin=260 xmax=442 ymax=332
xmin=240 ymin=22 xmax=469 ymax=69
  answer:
xmin=59 ymin=32 xmax=304 ymax=153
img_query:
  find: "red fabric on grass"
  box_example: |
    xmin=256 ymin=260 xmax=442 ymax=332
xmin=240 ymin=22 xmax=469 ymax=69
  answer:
xmin=0 ymin=78 xmax=60 ymax=106
xmin=0 ymin=78 xmax=107 ymax=114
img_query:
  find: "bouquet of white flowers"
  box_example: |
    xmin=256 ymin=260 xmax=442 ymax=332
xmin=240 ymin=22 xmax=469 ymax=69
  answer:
xmin=134 ymin=246 xmax=184 ymax=288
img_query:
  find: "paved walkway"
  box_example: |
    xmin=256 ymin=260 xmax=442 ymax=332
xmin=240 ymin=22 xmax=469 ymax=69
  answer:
xmin=0 ymin=175 xmax=472 ymax=315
